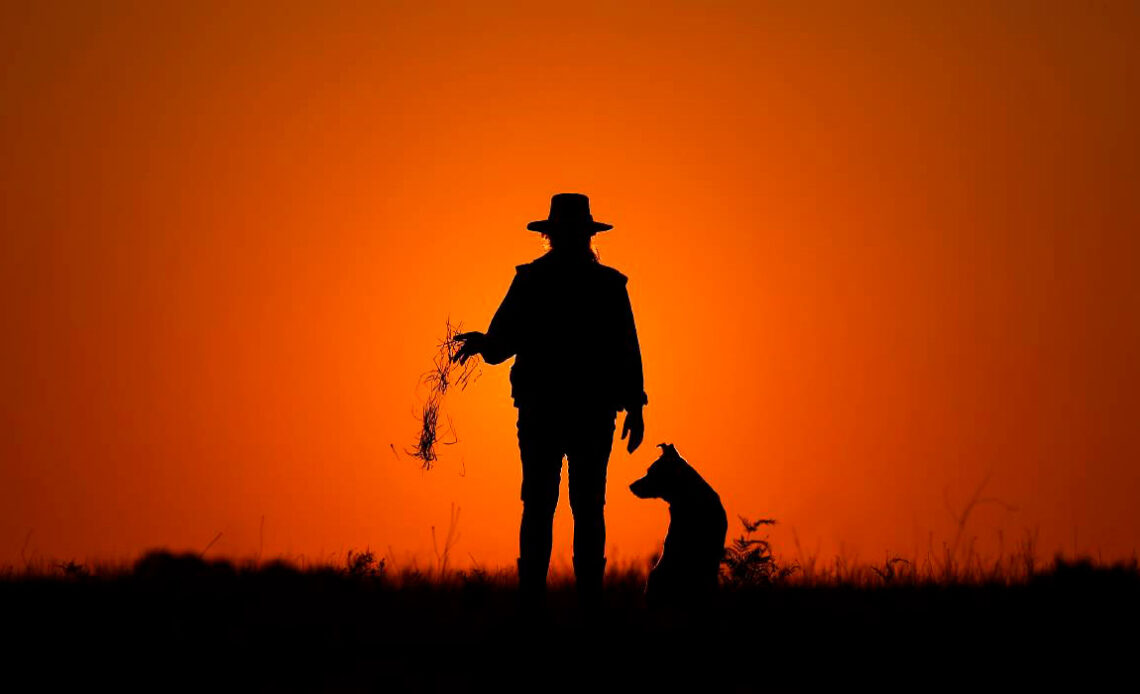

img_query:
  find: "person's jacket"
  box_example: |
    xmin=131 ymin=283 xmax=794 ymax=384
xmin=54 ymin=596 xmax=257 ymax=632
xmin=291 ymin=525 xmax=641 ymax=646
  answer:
xmin=481 ymin=251 xmax=648 ymax=414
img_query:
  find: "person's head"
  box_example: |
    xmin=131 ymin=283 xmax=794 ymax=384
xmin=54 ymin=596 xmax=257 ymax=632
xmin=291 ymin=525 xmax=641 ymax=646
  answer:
xmin=527 ymin=193 xmax=610 ymax=261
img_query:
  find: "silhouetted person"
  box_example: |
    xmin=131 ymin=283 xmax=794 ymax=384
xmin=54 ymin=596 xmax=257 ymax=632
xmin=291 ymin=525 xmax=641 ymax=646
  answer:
xmin=453 ymin=193 xmax=647 ymax=606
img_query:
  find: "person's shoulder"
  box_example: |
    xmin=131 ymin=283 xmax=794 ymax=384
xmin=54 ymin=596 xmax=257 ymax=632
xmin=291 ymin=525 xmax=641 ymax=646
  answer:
xmin=516 ymin=253 xmax=576 ymax=281
xmin=515 ymin=251 xmax=556 ymax=273
xmin=593 ymin=262 xmax=629 ymax=286
xmin=512 ymin=258 xmax=542 ymax=278
xmin=515 ymin=255 xmax=628 ymax=286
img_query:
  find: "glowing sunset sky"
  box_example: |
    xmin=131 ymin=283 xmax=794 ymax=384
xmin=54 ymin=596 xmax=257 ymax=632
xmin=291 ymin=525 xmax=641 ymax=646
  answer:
xmin=2 ymin=1 xmax=1138 ymax=569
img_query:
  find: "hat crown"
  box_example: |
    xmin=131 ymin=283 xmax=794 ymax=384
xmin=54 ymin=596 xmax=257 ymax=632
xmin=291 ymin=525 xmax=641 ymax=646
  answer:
xmin=547 ymin=193 xmax=594 ymax=223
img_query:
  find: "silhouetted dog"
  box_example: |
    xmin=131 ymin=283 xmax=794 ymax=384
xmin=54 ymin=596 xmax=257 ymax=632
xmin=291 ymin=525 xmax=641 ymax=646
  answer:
xmin=630 ymin=443 xmax=728 ymax=606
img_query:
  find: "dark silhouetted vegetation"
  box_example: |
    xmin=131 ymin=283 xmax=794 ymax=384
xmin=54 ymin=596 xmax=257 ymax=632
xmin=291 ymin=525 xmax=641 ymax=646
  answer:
xmin=5 ymin=534 xmax=1136 ymax=690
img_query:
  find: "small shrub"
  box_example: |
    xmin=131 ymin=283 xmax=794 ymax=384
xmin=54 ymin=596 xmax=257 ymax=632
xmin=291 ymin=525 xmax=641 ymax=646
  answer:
xmin=870 ymin=556 xmax=913 ymax=584
xmin=345 ymin=549 xmax=385 ymax=579
xmin=721 ymin=515 xmax=798 ymax=587
xmin=56 ymin=560 xmax=89 ymax=579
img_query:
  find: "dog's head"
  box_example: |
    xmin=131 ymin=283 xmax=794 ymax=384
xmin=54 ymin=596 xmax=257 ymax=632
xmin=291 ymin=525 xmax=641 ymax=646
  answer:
xmin=629 ymin=443 xmax=691 ymax=502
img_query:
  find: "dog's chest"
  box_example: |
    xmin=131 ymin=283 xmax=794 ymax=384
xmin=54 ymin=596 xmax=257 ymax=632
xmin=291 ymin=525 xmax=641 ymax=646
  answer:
xmin=663 ymin=504 xmax=719 ymax=554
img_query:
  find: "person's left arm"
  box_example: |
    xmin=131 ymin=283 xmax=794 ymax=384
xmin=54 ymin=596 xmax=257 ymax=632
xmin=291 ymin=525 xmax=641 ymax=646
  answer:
xmin=615 ymin=276 xmax=647 ymax=453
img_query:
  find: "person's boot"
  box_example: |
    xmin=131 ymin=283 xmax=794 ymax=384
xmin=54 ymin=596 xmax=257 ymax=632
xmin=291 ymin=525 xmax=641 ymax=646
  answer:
xmin=572 ymin=555 xmax=606 ymax=613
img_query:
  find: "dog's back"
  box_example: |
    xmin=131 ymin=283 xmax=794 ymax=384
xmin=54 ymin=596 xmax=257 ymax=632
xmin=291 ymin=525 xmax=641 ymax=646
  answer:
xmin=630 ymin=444 xmax=728 ymax=606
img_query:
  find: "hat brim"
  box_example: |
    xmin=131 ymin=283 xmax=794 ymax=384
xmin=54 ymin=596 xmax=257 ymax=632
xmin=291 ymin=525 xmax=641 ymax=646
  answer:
xmin=527 ymin=220 xmax=613 ymax=233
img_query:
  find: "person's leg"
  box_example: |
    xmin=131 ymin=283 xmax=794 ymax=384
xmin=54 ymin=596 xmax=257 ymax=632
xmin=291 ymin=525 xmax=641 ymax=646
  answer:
xmin=567 ymin=409 xmax=617 ymax=602
xmin=516 ymin=407 xmax=563 ymax=599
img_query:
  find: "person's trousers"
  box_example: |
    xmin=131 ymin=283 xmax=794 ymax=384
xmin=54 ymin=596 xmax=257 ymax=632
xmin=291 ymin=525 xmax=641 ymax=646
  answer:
xmin=516 ymin=405 xmax=616 ymax=592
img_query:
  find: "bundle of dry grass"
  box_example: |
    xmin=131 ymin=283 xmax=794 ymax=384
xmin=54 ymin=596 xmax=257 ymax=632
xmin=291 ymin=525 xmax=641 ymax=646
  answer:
xmin=408 ymin=318 xmax=481 ymax=469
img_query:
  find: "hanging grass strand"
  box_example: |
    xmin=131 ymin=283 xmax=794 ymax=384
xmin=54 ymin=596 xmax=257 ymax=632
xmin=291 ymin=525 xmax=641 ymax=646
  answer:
xmin=408 ymin=318 xmax=481 ymax=469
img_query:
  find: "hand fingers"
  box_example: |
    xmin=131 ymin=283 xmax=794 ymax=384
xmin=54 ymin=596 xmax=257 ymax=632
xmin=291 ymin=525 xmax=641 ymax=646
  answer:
xmin=627 ymin=420 xmax=644 ymax=453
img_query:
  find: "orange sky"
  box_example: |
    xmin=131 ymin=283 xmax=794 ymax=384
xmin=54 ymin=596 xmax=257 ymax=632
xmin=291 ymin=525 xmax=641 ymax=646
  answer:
xmin=2 ymin=1 xmax=1138 ymax=570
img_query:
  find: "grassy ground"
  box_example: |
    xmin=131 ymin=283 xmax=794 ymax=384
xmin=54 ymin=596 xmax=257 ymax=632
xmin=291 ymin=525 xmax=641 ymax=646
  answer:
xmin=4 ymin=545 xmax=1137 ymax=692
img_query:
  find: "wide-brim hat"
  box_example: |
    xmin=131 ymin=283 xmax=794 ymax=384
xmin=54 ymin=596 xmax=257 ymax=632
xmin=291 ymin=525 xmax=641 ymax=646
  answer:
xmin=527 ymin=193 xmax=613 ymax=233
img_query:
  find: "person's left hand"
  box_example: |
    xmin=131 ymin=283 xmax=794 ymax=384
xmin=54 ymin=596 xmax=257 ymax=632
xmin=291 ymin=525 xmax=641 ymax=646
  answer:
xmin=621 ymin=407 xmax=644 ymax=454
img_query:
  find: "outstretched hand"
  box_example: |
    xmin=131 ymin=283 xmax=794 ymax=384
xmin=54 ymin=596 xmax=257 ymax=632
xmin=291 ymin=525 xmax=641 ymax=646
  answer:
xmin=451 ymin=331 xmax=485 ymax=365
xmin=621 ymin=408 xmax=645 ymax=454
